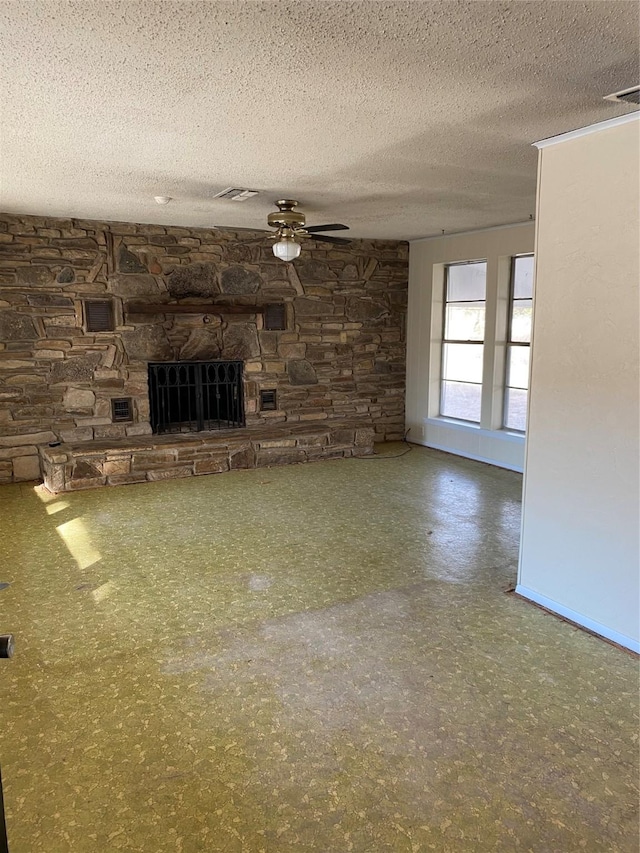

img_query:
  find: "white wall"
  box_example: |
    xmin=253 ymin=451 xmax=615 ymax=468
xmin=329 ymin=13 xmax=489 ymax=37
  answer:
xmin=517 ymin=114 xmax=640 ymax=653
xmin=406 ymin=223 xmax=535 ymax=470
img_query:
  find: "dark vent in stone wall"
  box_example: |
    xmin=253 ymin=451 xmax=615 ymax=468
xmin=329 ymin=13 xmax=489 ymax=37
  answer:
xmin=260 ymin=389 xmax=277 ymax=411
xmin=111 ymin=398 xmax=133 ymax=422
xmin=264 ymin=303 xmax=286 ymax=330
xmin=85 ymin=299 xmax=114 ymax=332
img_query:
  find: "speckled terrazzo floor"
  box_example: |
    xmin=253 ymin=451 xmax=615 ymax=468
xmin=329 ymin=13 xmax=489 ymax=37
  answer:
xmin=0 ymin=444 xmax=638 ymax=852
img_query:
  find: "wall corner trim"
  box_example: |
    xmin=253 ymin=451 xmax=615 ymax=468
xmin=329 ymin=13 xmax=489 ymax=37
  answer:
xmin=515 ymin=585 xmax=640 ymax=654
xmin=533 ymin=111 xmax=640 ymax=149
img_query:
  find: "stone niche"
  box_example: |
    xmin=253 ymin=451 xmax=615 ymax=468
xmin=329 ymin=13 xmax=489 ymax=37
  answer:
xmin=0 ymin=212 xmax=408 ymax=483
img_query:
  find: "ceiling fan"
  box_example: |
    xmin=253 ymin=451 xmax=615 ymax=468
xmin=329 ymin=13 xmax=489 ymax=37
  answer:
xmin=243 ymin=199 xmax=351 ymax=262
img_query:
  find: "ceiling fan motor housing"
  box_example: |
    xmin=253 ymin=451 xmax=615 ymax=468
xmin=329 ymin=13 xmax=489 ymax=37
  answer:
xmin=267 ymin=199 xmax=306 ymax=231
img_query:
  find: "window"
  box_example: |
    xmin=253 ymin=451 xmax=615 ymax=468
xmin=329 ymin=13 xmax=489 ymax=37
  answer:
xmin=504 ymin=255 xmax=534 ymax=431
xmin=440 ymin=261 xmax=486 ymax=422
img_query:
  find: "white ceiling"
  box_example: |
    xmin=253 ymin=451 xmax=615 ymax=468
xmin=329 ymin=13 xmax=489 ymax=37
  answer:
xmin=1 ymin=1 xmax=638 ymax=240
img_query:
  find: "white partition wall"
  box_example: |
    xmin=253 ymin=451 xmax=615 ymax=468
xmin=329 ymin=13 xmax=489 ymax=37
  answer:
xmin=517 ymin=114 xmax=640 ymax=652
xmin=407 ymin=223 xmax=535 ymax=470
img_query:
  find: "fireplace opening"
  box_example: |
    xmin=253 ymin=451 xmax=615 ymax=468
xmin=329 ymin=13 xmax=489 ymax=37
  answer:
xmin=148 ymin=361 xmax=244 ymax=434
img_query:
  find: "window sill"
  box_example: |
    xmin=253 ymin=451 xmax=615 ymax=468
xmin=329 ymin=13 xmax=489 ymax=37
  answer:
xmin=433 ymin=416 xmax=480 ymax=430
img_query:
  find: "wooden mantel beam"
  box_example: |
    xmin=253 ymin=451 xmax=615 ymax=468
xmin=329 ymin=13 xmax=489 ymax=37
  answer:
xmin=126 ymin=302 xmax=265 ymax=315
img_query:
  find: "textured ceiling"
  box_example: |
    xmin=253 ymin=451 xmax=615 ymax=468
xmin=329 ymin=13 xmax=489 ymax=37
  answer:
xmin=0 ymin=1 xmax=638 ymax=240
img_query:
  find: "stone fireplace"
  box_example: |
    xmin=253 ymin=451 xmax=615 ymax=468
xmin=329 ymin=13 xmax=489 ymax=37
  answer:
xmin=0 ymin=212 xmax=408 ymax=484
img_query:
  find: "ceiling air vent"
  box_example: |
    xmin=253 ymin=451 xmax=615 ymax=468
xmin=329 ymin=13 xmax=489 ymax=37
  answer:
xmin=212 ymin=187 xmax=259 ymax=202
xmin=603 ymin=86 xmax=640 ymax=105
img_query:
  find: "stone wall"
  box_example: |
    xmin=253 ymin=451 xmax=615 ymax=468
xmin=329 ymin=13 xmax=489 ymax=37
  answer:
xmin=0 ymin=212 xmax=408 ymax=482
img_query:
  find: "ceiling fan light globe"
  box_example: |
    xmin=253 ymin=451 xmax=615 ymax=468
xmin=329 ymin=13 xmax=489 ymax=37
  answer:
xmin=273 ymin=237 xmax=301 ymax=262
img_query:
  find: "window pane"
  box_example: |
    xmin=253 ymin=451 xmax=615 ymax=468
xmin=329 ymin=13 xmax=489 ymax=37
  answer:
xmin=506 ymin=345 xmax=530 ymax=390
xmin=445 ymin=302 xmax=485 ymax=341
xmin=510 ymin=301 xmax=532 ymax=343
xmin=441 ymin=381 xmax=482 ymax=422
xmin=504 ymin=388 xmax=528 ymax=431
xmin=513 ymin=255 xmax=534 ymax=299
xmin=442 ymin=343 xmax=484 ymax=383
xmin=447 ymin=262 xmax=486 ymax=302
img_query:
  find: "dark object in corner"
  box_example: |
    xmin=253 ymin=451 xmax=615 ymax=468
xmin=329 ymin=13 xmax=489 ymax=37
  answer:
xmin=0 ymin=635 xmax=13 ymax=659
xmin=0 ymin=765 xmax=8 ymax=853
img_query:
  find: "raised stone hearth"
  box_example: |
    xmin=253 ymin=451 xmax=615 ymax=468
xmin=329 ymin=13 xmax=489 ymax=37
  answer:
xmin=0 ymin=212 xmax=407 ymax=484
xmin=40 ymin=422 xmax=375 ymax=493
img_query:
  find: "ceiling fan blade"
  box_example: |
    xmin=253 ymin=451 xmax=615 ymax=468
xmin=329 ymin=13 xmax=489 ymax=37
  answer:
xmin=307 ymin=234 xmax=351 ymax=245
xmin=304 ymin=224 xmax=349 ymax=233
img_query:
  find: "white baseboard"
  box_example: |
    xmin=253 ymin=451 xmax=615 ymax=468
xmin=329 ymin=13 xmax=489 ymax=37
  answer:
xmin=408 ymin=418 xmax=526 ymax=472
xmin=515 ymin=585 xmax=640 ymax=654
xmin=417 ymin=439 xmax=524 ymax=473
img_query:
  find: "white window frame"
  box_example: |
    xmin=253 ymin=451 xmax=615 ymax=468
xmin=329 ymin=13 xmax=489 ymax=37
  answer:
xmin=503 ymin=254 xmax=534 ymax=433
xmin=439 ymin=259 xmax=487 ymax=424
xmin=433 ymin=253 xmax=533 ymax=434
